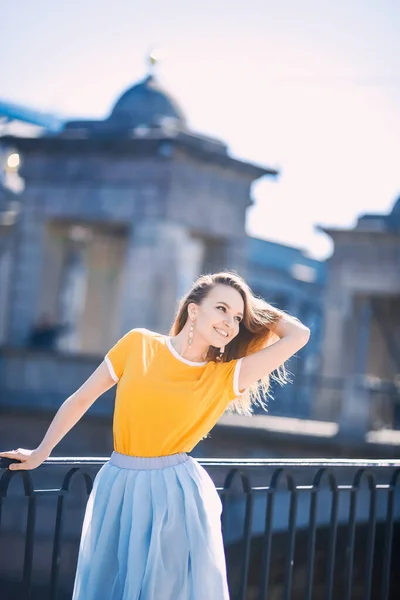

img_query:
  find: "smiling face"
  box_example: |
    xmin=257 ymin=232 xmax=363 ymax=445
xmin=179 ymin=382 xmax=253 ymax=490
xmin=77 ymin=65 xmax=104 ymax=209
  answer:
xmin=188 ymin=284 xmax=245 ymax=348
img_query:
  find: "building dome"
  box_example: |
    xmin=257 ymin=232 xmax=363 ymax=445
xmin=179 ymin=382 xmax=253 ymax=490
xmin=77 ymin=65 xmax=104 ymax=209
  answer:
xmin=109 ymin=74 xmax=186 ymax=129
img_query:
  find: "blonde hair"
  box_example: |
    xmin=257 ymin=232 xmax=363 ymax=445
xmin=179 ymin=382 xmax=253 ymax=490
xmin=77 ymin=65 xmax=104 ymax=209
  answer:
xmin=169 ymin=271 xmax=290 ymax=415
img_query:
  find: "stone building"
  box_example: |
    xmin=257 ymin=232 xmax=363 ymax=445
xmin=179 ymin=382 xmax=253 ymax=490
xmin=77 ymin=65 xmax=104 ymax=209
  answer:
xmin=317 ymin=198 xmax=400 ymax=435
xmin=0 ymin=71 xmax=277 ymax=353
xmin=0 ymin=186 xmax=18 ymax=343
xmin=0 ymin=97 xmax=64 ymax=343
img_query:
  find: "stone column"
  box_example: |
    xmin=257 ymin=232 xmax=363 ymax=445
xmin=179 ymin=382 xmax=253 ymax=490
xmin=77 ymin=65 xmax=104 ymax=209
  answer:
xmin=314 ymin=289 xmax=354 ymax=421
xmin=56 ymin=226 xmax=91 ymax=352
xmin=223 ymin=234 xmax=248 ymax=276
xmin=0 ymin=235 xmax=12 ymax=344
xmin=320 ymin=291 xmax=354 ymax=378
xmin=337 ymin=297 xmax=372 ymax=440
xmin=337 ymin=376 xmax=372 ymax=441
xmin=118 ymin=220 xmax=204 ymax=337
xmin=7 ymin=192 xmax=44 ymax=345
xmin=354 ymin=297 xmax=372 ymax=374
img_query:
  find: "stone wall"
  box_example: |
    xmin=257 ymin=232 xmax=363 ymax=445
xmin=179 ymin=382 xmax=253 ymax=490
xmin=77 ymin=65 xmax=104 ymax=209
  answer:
xmin=6 ymin=143 xmax=257 ymax=346
xmin=318 ymin=229 xmax=400 ymax=423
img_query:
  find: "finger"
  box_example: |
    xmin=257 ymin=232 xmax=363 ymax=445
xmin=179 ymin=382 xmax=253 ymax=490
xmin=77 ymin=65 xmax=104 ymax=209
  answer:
xmin=6 ymin=457 xmax=26 ymax=467
xmin=9 ymin=462 xmax=28 ymax=471
xmin=0 ymin=451 xmax=18 ymax=457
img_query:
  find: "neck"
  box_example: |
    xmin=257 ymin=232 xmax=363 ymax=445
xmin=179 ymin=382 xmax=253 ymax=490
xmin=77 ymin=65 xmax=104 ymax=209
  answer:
xmin=171 ymin=327 xmax=209 ymax=362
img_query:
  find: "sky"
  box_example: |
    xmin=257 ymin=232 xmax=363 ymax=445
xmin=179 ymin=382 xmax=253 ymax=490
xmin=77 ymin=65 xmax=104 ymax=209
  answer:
xmin=1 ymin=0 xmax=399 ymax=260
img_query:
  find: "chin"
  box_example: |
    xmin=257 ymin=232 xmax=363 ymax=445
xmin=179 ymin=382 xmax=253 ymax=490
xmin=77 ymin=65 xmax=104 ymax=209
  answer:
xmin=212 ymin=336 xmax=229 ymax=348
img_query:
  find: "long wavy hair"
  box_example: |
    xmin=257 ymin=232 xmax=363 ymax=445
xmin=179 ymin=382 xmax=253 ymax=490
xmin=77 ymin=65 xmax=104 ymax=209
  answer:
xmin=169 ymin=271 xmax=291 ymax=415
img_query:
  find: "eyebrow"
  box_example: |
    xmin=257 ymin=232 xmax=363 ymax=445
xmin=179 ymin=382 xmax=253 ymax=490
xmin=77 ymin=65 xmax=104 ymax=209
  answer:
xmin=217 ymin=301 xmax=243 ymax=318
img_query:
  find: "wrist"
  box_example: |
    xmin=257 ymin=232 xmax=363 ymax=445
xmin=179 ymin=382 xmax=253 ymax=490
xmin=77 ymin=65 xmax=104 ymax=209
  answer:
xmin=35 ymin=445 xmax=52 ymax=458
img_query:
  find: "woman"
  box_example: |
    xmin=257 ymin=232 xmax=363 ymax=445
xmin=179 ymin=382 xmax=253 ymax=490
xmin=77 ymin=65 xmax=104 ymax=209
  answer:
xmin=0 ymin=272 xmax=310 ymax=600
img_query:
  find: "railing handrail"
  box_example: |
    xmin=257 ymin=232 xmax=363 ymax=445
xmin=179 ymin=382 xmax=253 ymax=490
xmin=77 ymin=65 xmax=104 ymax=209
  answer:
xmin=2 ymin=456 xmax=400 ymax=468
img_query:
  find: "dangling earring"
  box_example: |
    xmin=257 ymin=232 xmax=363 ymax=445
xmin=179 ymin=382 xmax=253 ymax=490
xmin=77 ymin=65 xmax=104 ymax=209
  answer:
xmin=217 ymin=346 xmax=225 ymax=362
xmin=188 ymin=318 xmax=195 ymax=347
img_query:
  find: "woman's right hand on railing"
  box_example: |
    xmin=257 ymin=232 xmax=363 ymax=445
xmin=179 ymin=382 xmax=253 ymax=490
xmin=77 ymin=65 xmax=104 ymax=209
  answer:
xmin=0 ymin=448 xmax=49 ymax=471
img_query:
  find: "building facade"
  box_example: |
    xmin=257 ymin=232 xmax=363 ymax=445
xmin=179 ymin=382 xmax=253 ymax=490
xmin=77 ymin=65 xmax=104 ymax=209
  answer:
xmin=1 ymin=73 xmax=277 ymax=354
xmin=247 ymin=237 xmax=326 ymax=417
xmin=318 ymin=198 xmax=400 ymax=434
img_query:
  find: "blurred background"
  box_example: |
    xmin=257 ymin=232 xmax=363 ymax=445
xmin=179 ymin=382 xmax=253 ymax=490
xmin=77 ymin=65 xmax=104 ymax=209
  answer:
xmin=1 ymin=0 xmax=400 ymax=460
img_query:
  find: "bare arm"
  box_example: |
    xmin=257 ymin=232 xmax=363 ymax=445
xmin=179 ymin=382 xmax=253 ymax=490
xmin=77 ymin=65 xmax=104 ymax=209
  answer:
xmin=238 ymin=313 xmax=310 ymax=392
xmin=0 ymin=361 xmax=115 ymax=470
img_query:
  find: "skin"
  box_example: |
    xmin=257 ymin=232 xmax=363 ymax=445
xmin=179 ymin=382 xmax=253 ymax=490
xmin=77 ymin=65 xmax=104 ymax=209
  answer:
xmin=0 ymin=284 xmax=310 ymax=471
xmin=170 ymin=284 xmax=244 ymax=363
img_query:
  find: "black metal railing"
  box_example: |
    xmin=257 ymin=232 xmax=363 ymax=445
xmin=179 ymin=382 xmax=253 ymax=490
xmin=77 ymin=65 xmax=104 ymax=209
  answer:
xmin=1 ymin=457 xmax=399 ymax=600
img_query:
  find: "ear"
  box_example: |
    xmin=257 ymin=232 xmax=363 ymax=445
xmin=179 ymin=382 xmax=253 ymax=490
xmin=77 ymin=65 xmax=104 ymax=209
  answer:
xmin=187 ymin=302 xmax=197 ymax=320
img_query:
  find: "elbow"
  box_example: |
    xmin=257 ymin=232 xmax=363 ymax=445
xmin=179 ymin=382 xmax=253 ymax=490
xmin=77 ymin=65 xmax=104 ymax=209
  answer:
xmin=299 ymin=326 xmax=311 ymax=346
xmin=66 ymin=390 xmax=92 ymax=413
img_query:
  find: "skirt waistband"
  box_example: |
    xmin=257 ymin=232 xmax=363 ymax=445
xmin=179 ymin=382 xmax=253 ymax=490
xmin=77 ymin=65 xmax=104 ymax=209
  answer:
xmin=110 ymin=451 xmax=189 ymax=470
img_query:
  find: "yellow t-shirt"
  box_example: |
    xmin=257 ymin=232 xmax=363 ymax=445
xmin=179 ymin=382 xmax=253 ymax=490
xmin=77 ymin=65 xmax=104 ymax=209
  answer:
xmin=104 ymin=328 xmax=243 ymax=457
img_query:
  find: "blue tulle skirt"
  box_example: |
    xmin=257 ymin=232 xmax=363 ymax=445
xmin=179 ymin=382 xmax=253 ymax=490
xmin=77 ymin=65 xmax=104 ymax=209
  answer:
xmin=71 ymin=451 xmax=230 ymax=600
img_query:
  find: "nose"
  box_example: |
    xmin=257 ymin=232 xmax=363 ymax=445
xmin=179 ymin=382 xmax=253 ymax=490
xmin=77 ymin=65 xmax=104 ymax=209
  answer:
xmin=223 ymin=317 xmax=234 ymax=328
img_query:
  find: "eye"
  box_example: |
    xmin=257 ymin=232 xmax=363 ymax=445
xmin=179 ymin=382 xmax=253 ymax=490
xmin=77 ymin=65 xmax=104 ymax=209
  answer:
xmin=217 ymin=306 xmax=242 ymax=323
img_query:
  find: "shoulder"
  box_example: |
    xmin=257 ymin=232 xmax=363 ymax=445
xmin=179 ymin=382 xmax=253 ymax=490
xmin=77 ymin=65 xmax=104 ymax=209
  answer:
xmin=131 ymin=328 xmax=165 ymax=341
xmin=120 ymin=327 xmax=154 ymax=338
xmin=120 ymin=328 xmax=165 ymax=345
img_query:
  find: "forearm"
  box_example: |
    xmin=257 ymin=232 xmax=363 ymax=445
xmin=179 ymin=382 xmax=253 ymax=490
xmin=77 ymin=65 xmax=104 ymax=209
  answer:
xmin=36 ymin=393 xmax=89 ymax=456
xmin=34 ymin=362 xmax=115 ymax=456
xmin=0 ymin=363 xmax=114 ymax=470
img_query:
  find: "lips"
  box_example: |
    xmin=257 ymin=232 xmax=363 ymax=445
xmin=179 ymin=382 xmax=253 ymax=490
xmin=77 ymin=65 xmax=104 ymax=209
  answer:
xmin=214 ymin=327 xmax=228 ymax=338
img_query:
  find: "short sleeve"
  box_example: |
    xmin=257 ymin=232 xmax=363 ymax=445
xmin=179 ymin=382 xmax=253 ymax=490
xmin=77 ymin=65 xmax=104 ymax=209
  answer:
xmin=104 ymin=329 xmax=137 ymax=382
xmin=214 ymin=357 xmax=244 ymax=401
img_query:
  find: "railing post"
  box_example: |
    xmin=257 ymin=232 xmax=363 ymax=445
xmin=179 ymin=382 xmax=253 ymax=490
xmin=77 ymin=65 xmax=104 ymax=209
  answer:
xmin=337 ymin=374 xmax=371 ymax=441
